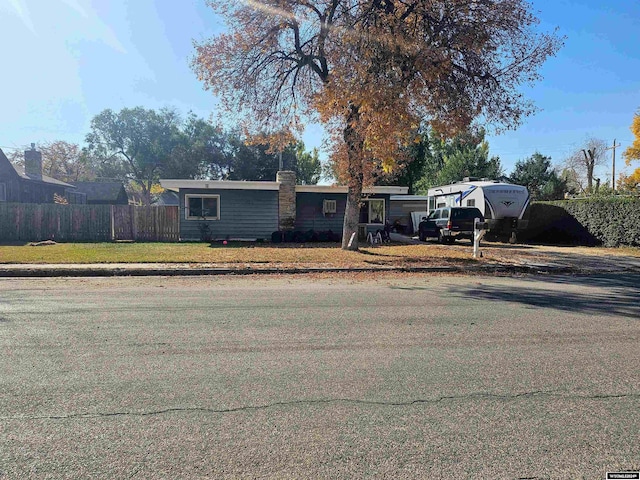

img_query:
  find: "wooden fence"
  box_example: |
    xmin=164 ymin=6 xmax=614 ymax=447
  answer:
xmin=0 ymin=203 xmax=179 ymax=242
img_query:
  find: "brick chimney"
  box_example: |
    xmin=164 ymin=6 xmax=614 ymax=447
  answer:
xmin=277 ymin=170 xmax=296 ymax=230
xmin=24 ymin=143 xmax=42 ymax=178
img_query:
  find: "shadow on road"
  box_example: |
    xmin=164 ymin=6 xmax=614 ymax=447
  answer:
xmin=447 ymin=274 xmax=640 ymax=319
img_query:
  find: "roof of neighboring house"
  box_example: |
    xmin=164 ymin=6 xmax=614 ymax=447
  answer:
xmin=160 ymin=179 xmax=409 ymax=195
xmin=13 ymin=166 xmax=74 ymax=188
xmin=71 ymin=181 xmax=127 ymax=202
xmin=154 ymin=190 xmax=179 ymax=206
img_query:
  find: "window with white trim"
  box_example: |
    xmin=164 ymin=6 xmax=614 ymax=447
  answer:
xmin=466 ymin=199 xmax=475 ymax=207
xmin=185 ymin=194 xmax=220 ymax=220
xmin=0 ymin=183 xmax=6 ymax=202
xmin=323 ymin=199 xmax=337 ymax=214
xmin=359 ymin=198 xmax=385 ymax=224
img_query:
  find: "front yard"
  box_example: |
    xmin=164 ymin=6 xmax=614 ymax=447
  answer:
xmin=0 ymin=241 xmax=638 ymax=270
xmin=0 ymin=242 xmax=475 ymax=267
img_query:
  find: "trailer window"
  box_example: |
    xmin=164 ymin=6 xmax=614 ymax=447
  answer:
xmin=466 ymin=199 xmax=475 ymax=207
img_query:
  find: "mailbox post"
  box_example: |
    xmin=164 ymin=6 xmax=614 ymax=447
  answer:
xmin=473 ymin=218 xmax=488 ymax=259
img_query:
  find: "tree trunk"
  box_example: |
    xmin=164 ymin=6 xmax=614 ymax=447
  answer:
xmin=342 ymin=182 xmax=363 ymax=250
xmin=341 ymin=105 xmax=364 ymax=251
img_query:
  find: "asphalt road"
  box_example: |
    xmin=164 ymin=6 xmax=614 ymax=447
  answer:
xmin=0 ymin=273 xmax=638 ymax=479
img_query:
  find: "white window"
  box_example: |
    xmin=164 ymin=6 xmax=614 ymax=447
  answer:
xmin=359 ymin=198 xmax=385 ymax=224
xmin=466 ymin=199 xmax=475 ymax=207
xmin=0 ymin=183 xmax=6 ymax=202
xmin=185 ymin=194 xmax=220 ymax=220
xmin=323 ymin=199 xmax=337 ymax=214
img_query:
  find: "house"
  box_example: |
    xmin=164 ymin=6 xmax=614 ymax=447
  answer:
xmin=389 ymin=195 xmax=430 ymax=233
xmin=160 ymin=171 xmax=408 ymax=241
xmin=0 ymin=145 xmax=77 ymax=204
xmin=153 ymin=190 xmax=179 ymax=206
xmin=71 ymin=181 xmax=129 ymax=205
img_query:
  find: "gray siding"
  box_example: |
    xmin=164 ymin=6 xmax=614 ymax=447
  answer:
xmin=179 ymin=188 xmax=279 ymax=241
xmin=295 ymin=192 xmax=392 ymax=236
xmin=389 ymin=199 xmax=430 ymax=230
xmin=295 ymin=192 xmax=346 ymax=233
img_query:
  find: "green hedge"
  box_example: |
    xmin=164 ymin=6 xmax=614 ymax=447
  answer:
xmin=522 ymin=197 xmax=640 ymax=247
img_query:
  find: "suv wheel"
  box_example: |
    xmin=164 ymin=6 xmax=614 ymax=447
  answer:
xmin=437 ymin=230 xmax=446 ymax=244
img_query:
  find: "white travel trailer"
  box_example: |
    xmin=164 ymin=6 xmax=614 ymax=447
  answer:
xmin=427 ymin=178 xmax=530 ymax=240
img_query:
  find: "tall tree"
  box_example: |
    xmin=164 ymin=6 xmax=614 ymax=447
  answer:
xmin=431 ymin=129 xmax=502 ymax=186
xmin=510 ymin=153 xmax=565 ymax=200
xmin=384 ymin=127 xmax=431 ymax=194
xmin=618 ymin=168 xmax=640 ymax=193
xmin=86 ymin=107 xmax=182 ymax=204
xmin=193 ymin=0 xmax=562 ymax=249
xmin=7 ymin=141 xmax=96 ymax=183
xmin=292 ymin=143 xmax=322 ymax=185
xmin=389 ymin=127 xmax=502 ymax=193
xmin=164 ymin=113 xmax=229 ymax=180
xmin=564 ymin=138 xmax=607 ymax=194
xmin=623 ymin=110 xmax=640 ymax=166
xmin=222 ymin=134 xmax=321 ymax=183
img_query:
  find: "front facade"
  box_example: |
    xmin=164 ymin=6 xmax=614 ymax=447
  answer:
xmin=0 ymin=146 xmax=75 ymax=204
xmin=161 ymin=174 xmax=408 ymax=241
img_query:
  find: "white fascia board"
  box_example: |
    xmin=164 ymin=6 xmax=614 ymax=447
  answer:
xmin=390 ymin=195 xmax=429 ymax=200
xmin=160 ymin=179 xmax=280 ymax=191
xmin=296 ymin=185 xmax=409 ymax=195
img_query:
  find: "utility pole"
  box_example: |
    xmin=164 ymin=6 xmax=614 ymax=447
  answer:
xmin=606 ymin=139 xmax=621 ymax=192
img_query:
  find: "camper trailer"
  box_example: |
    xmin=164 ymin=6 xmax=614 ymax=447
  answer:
xmin=426 ymin=178 xmax=530 ymax=241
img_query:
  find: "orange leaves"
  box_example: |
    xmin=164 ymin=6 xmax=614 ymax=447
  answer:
xmin=623 ymin=111 xmax=640 ymax=166
xmin=193 ymin=0 xmax=562 ymax=190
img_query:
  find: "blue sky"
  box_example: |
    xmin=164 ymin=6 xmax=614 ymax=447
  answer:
xmin=1 ymin=0 xmax=638 ymax=183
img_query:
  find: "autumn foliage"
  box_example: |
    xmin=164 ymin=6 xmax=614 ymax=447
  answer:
xmin=623 ymin=110 xmax=640 ymax=166
xmin=192 ymin=0 xmax=563 ymax=249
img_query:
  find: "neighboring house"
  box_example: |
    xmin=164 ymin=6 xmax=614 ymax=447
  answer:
xmin=161 ymin=171 xmax=408 ymax=241
xmin=0 ymin=145 xmax=77 ymax=204
xmin=71 ymin=181 xmax=129 ymax=205
xmin=153 ymin=190 xmax=179 ymax=206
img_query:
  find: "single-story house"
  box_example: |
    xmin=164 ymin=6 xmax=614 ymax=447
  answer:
xmin=389 ymin=195 xmax=430 ymax=233
xmin=0 ymin=145 xmax=77 ymax=204
xmin=71 ymin=181 xmax=129 ymax=205
xmin=153 ymin=190 xmax=179 ymax=206
xmin=160 ymin=171 xmax=408 ymax=241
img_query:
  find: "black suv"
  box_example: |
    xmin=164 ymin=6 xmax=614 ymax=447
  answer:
xmin=418 ymin=207 xmax=484 ymax=244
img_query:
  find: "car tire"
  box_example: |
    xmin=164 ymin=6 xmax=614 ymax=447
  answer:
xmin=438 ymin=230 xmax=446 ymax=244
xmin=419 ymin=232 xmax=426 ymax=242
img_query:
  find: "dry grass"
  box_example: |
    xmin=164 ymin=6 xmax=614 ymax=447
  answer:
xmin=0 ymin=241 xmax=475 ymax=266
xmin=0 ymin=241 xmax=637 ymax=268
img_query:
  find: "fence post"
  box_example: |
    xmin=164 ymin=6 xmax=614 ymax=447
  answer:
xmin=110 ymin=205 xmax=115 ymax=241
xmin=130 ymin=205 xmax=136 ymax=241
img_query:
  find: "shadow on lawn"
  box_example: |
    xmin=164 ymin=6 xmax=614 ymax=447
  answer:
xmin=447 ymin=274 xmax=640 ymax=319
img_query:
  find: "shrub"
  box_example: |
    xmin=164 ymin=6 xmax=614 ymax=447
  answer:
xmin=522 ymin=197 xmax=640 ymax=247
xmin=269 ymin=229 xmax=341 ymax=243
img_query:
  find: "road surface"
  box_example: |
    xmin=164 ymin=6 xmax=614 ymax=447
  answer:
xmin=1 ymin=273 xmax=638 ymax=479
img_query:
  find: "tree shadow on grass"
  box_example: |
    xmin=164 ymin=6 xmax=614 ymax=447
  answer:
xmin=447 ymin=274 xmax=640 ymax=319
